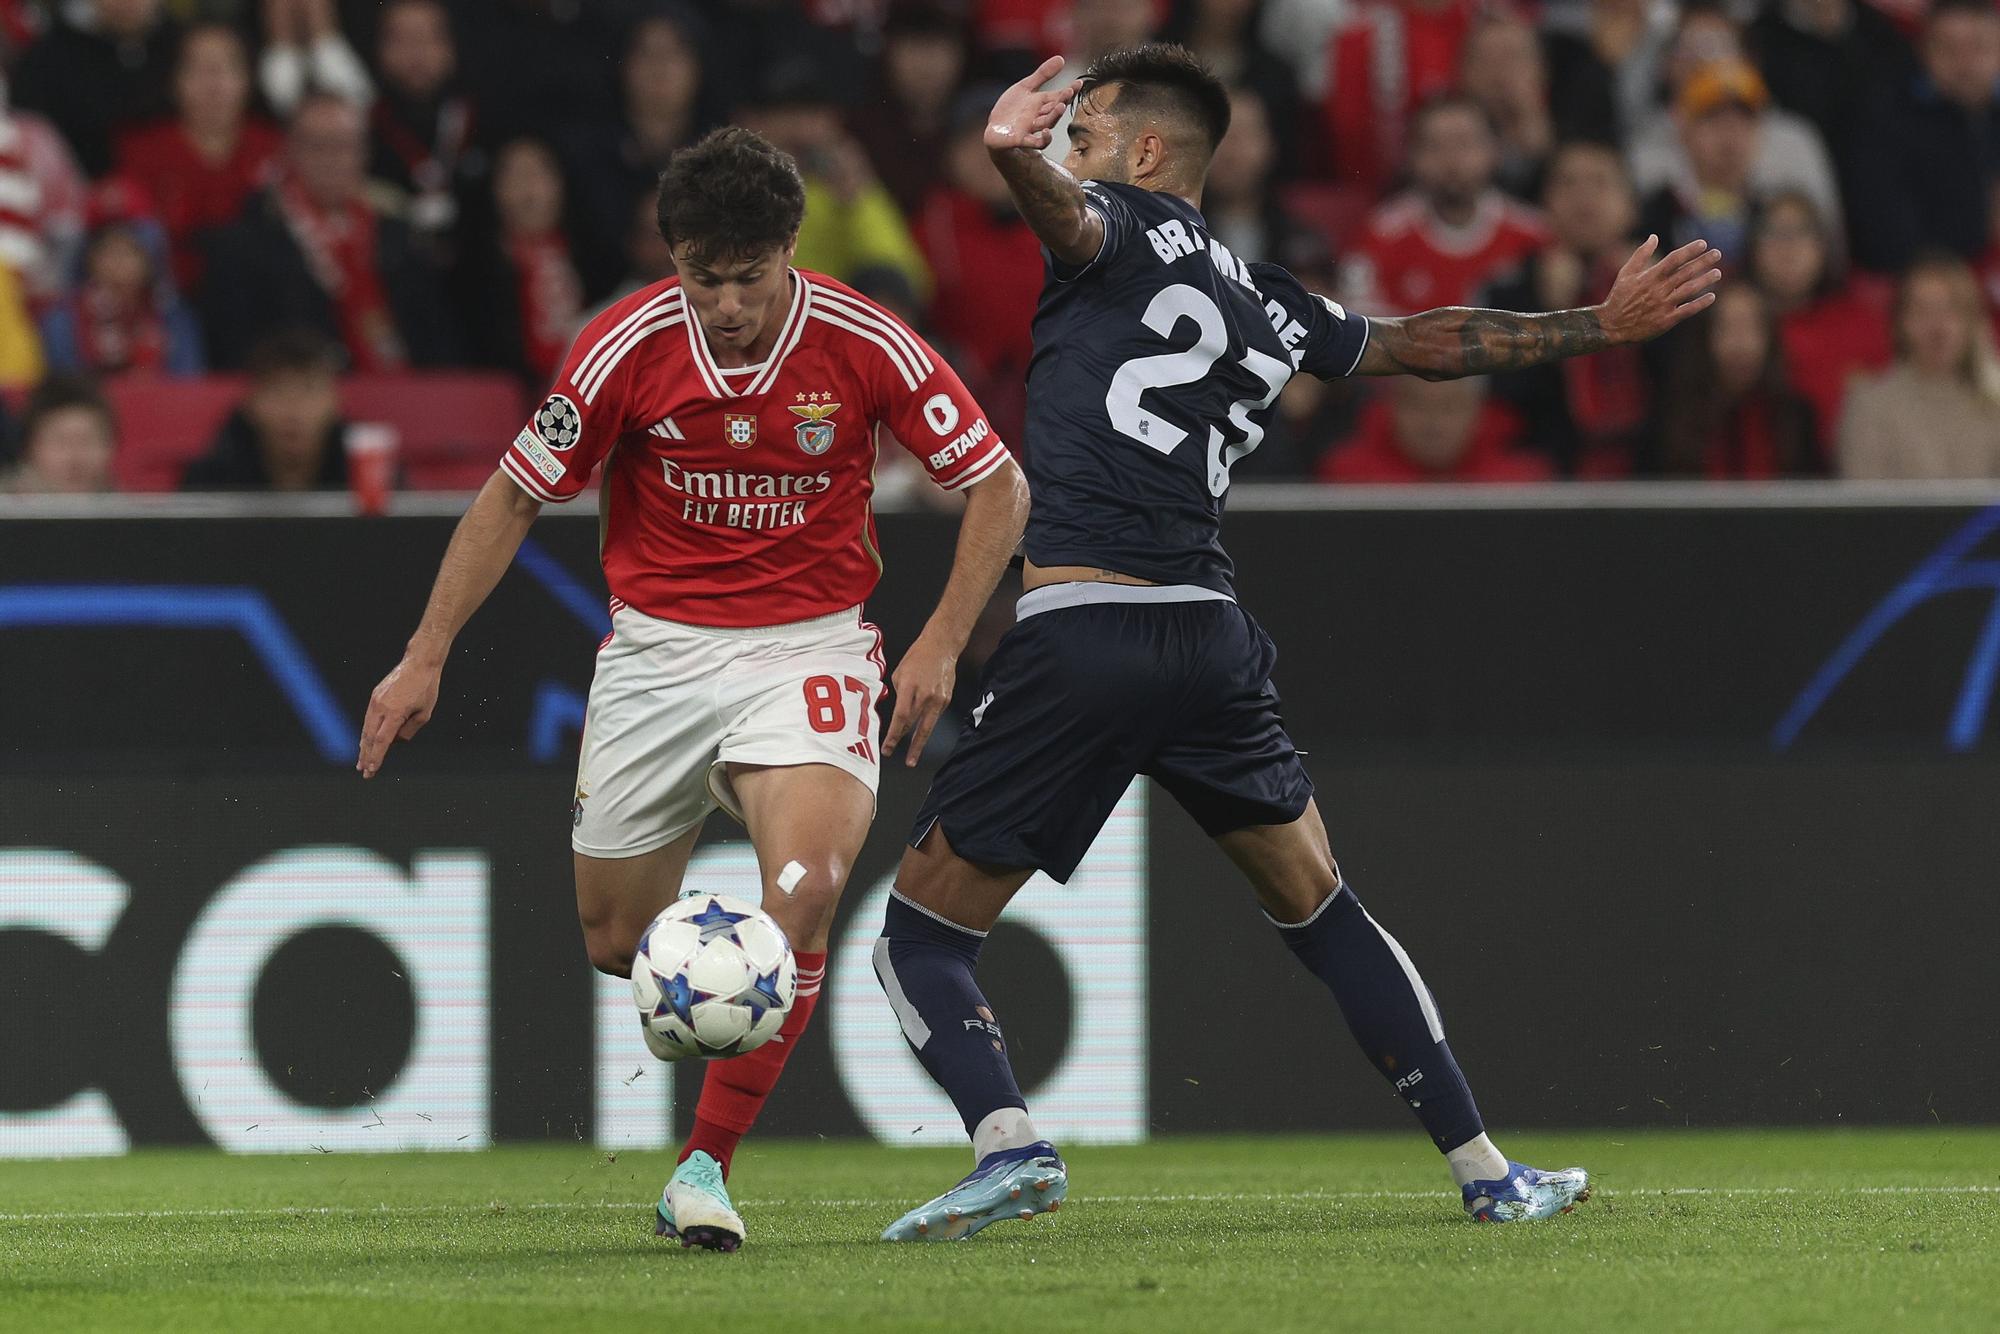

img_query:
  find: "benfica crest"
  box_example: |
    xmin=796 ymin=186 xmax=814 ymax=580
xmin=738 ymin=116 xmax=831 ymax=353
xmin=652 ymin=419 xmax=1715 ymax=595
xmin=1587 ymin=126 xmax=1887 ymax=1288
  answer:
xmin=722 ymin=414 xmax=757 ymax=449
xmin=788 ymin=395 xmax=843 ymax=456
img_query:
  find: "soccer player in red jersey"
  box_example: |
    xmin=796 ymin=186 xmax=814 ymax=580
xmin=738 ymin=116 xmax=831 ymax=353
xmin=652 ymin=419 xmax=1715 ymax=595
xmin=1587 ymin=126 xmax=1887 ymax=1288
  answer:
xmin=356 ymin=128 xmax=1029 ymax=1251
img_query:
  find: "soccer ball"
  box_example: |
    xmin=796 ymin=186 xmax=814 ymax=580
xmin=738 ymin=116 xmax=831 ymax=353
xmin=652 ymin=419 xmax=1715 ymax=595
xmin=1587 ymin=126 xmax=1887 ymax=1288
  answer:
xmin=631 ymin=893 xmax=796 ymax=1061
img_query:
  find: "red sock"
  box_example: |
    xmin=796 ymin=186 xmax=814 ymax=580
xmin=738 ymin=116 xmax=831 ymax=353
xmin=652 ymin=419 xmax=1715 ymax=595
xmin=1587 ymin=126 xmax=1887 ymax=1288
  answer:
xmin=678 ymin=951 xmax=826 ymax=1179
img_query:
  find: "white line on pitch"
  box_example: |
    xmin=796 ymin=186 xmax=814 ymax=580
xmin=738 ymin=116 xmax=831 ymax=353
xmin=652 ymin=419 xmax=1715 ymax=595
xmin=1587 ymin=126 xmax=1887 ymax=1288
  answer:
xmin=2 ymin=1184 xmax=1997 ymax=1224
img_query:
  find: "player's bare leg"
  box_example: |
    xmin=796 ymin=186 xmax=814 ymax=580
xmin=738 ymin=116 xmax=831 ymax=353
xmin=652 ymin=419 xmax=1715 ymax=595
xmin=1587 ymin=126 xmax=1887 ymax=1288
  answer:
xmin=574 ymin=830 xmax=703 ymax=978
xmin=655 ymin=762 xmax=872 ymax=1251
xmin=875 ymin=826 xmax=1065 ymax=1241
xmin=1216 ymin=800 xmax=1590 ymax=1222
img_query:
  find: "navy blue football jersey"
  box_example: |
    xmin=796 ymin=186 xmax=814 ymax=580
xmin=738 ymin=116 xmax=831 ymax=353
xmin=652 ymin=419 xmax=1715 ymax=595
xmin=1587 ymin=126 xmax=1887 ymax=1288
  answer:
xmin=1020 ymin=179 xmax=1371 ymax=594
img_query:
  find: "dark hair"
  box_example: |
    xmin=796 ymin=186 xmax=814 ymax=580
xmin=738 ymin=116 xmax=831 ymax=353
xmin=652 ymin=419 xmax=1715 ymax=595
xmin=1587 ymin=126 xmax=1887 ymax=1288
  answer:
xmin=1657 ymin=284 xmax=1818 ymax=476
xmin=246 ymin=327 xmax=344 ymax=381
xmin=21 ymin=375 xmax=116 ymax=448
xmin=657 ymin=127 xmax=806 ymax=265
xmin=1079 ymin=42 xmax=1232 ymax=156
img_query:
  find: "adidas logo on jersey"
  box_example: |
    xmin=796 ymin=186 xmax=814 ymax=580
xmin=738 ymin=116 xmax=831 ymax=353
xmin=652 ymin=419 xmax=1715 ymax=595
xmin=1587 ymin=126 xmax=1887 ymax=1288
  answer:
xmin=648 ymin=417 xmax=684 ymax=440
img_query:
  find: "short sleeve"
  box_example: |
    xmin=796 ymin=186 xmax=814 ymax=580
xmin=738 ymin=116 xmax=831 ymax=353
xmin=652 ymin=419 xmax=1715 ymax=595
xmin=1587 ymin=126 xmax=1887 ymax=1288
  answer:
xmin=1048 ymin=179 xmax=1142 ymax=282
xmin=498 ymin=297 xmax=650 ymax=502
xmin=1250 ymin=261 xmax=1372 ymax=380
xmin=861 ymin=311 xmax=1011 ymax=491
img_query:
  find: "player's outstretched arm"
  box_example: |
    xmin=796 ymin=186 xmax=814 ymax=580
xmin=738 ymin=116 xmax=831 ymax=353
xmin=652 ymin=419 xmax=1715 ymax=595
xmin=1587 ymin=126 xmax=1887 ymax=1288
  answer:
xmin=357 ymin=470 xmax=542 ymax=778
xmin=984 ymin=56 xmax=1103 ymax=268
xmin=1353 ymin=235 xmax=1723 ymax=380
xmin=883 ymin=457 xmax=1031 ymax=767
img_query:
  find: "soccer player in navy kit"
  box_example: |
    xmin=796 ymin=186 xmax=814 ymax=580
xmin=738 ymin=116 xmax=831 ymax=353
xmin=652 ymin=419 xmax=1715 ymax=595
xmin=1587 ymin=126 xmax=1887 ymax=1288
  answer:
xmin=871 ymin=44 xmax=1724 ymax=1240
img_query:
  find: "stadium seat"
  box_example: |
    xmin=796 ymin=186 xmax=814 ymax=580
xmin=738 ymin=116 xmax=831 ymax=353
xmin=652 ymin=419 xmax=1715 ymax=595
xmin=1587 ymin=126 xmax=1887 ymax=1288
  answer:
xmin=106 ymin=376 xmax=247 ymax=492
xmin=105 ymin=372 xmax=527 ymax=492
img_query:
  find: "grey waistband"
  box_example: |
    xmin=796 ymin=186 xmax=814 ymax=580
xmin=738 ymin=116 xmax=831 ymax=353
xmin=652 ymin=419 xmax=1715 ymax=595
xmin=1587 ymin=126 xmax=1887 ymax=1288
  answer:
xmin=1015 ymin=581 xmax=1235 ymax=619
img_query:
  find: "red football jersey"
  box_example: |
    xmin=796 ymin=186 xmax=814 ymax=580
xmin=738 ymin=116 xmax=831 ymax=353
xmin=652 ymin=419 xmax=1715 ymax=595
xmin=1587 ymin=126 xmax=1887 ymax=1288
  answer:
xmin=500 ymin=270 xmax=1011 ymax=627
xmin=1341 ymin=191 xmax=1550 ymax=316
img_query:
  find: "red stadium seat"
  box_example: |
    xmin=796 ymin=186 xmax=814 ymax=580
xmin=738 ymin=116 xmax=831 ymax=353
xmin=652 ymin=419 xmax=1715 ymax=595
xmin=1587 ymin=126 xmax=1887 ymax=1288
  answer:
xmin=104 ymin=372 xmax=527 ymax=492
xmin=344 ymin=373 xmax=527 ymax=492
xmin=105 ymin=375 xmax=248 ymax=491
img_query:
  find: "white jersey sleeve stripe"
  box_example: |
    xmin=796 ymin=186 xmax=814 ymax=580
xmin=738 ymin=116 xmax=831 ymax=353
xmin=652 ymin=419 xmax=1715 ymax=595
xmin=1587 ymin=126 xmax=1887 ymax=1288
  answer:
xmin=808 ymin=307 xmax=922 ymax=390
xmin=572 ymin=290 xmax=682 ymax=391
xmin=499 ymin=450 xmax=565 ymax=503
xmin=812 ymin=290 xmax=934 ymax=376
xmin=938 ymin=442 xmax=1011 ymax=491
xmin=580 ymin=313 xmax=685 ymax=403
xmin=813 ymin=289 xmax=934 ymax=374
xmin=578 ymin=299 xmax=683 ymax=400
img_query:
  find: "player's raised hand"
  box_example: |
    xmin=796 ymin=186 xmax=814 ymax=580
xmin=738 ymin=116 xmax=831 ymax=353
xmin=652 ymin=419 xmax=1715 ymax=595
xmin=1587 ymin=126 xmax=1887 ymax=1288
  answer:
xmin=883 ymin=633 xmax=958 ymax=768
xmin=357 ymin=654 xmax=442 ymax=778
xmin=985 ymin=55 xmax=1078 ymax=153
xmin=1598 ymin=235 xmax=1724 ymax=344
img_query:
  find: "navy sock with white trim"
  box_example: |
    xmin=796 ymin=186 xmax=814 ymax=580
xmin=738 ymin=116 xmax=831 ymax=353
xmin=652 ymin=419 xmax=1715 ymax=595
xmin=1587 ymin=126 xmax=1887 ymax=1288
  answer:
xmin=1272 ymin=883 xmax=1486 ymax=1153
xmin=873 ymin=892 xmax=1027 ymax=1139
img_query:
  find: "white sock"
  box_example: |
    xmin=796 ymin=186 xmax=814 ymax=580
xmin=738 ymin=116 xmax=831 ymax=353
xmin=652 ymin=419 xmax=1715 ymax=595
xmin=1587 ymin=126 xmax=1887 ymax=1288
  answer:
xmin=1445 ymin=1133 xmax=1509 ymax=1188
xmin=971 ymin=1107 xmax=1040 ymax=1163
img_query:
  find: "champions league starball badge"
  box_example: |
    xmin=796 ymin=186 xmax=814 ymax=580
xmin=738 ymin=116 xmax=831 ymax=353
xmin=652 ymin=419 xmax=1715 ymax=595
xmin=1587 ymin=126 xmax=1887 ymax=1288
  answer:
xmin=534 ymin=394 xmax=583 ymax=451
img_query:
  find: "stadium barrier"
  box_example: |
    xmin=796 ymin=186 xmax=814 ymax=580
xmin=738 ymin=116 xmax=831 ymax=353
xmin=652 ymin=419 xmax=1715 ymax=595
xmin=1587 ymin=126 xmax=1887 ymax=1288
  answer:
xmin=4 ymin=488 xmax=1997 ymax=1156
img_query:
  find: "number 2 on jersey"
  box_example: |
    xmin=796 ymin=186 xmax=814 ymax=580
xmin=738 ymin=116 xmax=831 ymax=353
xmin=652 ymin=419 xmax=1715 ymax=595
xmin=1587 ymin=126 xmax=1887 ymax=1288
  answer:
xmin=1103 ymin=283 xmax=1291 ymax=497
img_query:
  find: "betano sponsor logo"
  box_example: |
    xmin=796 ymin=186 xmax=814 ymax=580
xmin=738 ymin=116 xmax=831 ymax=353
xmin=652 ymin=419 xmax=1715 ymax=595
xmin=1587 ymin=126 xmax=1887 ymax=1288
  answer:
xmin=926 ymin=417 xmax=991 ymax=473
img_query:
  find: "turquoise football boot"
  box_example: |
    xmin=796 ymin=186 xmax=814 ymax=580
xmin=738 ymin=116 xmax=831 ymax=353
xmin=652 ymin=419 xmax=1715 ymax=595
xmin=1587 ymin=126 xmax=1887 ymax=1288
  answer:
xmin=655 ymin=1151 xmax=745 ymax=1251
xmin=1461 ymin=1161 xmax=1591 ymax=1222
xmin=881 ymin=1141 xmax=1067 ymax=1242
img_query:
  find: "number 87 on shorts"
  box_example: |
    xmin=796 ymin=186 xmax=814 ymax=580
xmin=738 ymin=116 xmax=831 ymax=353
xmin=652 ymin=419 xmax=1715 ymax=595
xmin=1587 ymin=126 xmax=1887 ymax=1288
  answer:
xmin=571 ymin=605 xmax=887 ymax=859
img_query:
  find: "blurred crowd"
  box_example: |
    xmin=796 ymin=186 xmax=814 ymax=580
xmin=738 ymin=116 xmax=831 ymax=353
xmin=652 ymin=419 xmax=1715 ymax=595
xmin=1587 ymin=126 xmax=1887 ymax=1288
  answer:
xmin=6 ymin=0 xmax=2000 ymax=497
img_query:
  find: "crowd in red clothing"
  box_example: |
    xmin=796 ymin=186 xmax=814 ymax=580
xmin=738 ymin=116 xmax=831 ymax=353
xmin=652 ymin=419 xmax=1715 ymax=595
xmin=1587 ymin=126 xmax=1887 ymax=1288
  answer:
xmin=6 ymin=0 xmax=2000 ymax=495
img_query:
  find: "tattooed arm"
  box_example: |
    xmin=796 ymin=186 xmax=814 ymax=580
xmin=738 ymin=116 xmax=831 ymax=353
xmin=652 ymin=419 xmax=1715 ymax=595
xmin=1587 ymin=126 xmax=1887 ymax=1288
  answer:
xmin=1354 ymin=236 xmax=1724 ymax=379
xmin=982 ymin=56 xmax=1104 ymax=267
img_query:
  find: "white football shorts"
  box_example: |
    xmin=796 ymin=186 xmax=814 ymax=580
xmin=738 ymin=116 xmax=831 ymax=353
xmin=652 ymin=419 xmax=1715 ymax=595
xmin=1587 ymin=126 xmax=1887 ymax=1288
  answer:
xmin=571 ymin=602 xmax=886 ymax=858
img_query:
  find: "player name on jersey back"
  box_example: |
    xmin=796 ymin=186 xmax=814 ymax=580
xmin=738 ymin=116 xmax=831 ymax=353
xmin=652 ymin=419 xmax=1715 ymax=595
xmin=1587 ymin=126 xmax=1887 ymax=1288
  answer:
xmin=500 ymin=270 xmax=1009 ymax=628
xmin=1019 ymin=180 xmax=1371 ymax=596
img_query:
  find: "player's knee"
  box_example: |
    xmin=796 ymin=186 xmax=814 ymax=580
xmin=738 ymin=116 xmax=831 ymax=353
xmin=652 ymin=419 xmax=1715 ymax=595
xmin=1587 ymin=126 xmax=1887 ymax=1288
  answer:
xmin=582 ymin=921 xmax=639 ymax=978
xmin=1259 ymin=858 xmax=1342 ymax=925
xmin=765 ymin=856 xmax=848 ymax=941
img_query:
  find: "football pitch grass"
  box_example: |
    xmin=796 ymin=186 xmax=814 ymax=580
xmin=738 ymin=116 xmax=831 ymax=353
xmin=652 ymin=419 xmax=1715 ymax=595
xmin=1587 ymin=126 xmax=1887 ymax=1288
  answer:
xmin=5 ymin=1130 xmax=1998 ymax=1333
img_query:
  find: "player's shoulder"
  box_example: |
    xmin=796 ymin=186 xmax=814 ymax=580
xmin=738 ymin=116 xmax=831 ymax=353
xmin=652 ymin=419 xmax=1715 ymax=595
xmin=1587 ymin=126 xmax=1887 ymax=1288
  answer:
xmin=800 ymin=270 xmax=909 ymax=324
xmin=563 ymin=277 xmax=688 ymax=379
xmin=1247 ymin=259 xmax=1309 ymax=301
xmin=798 ymin=270 xmax=939 ymax=386
xmin=1247 ymin=260 xmax=1351 ymax=324
xmin=576 ymin=277 xmax=686 ymax=340
xmin=1084 ymin=178 xmax=1195 ymax=229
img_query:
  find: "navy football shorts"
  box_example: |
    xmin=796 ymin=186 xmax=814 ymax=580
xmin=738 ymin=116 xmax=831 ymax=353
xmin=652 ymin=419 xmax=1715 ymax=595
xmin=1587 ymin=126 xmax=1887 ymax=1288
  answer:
xmin=910 ymin=589 xmax=1314 ymax=883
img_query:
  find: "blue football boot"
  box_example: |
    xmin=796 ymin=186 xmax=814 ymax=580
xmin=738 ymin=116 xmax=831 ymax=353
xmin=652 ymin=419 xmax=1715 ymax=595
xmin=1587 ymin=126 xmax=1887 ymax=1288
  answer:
xmin=655 ymin=1151 xmax=745 ymax=1251
xmin=1461 ymin=1161 xmax=1591 ymax=1222
xmin=881 ymin=1141 xmax=1068 ymax=1242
